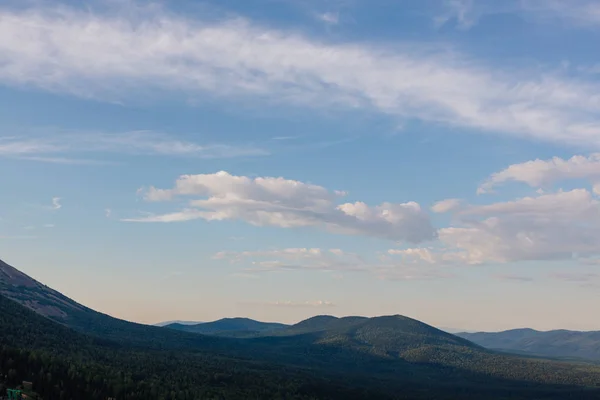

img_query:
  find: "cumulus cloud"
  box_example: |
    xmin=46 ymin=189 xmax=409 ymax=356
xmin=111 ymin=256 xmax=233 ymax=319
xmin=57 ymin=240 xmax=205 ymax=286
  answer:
xmin=478 ymin=154 xmax=600 ymax=194
xmin=0 ymin=131 xmax=266 ymax=163
xmin=3 ymin=3 xmax=600 ymax=147
xmin=126 ymin=171 xmax=437 ymax=243
xmin=438 ymin=189 xmax=600 ymax=264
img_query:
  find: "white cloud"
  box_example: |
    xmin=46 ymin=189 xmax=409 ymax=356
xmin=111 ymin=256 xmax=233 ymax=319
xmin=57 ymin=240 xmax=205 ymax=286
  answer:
xmin=127 ymin=171 xmax=436 ymax=243
xmin=0 ymin=131 xmax=266 ymax=163
xmin=3 ymin=4 xmax=600 ymax=147
xmin=438 ymin=189 xmax=600 ymax=264
xmin=387 ymin=247 xmax=436 ymax=263
xmin=478 ymin=154 xmax=600 ymax=194
xmin=431 ymin=198 xmax=463 ymax=213
xmin=51 ymin=197 xmax=62 ymax=210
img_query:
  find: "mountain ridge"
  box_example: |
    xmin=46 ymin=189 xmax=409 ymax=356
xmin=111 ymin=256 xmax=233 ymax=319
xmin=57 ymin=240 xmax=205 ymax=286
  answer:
xmin=4 ymin=256 xmax=600 ymax=399
xmin=456 ymin=328 xmax=600 ymax=361
xmin=166 ymin=317 xmax=288 ymax=335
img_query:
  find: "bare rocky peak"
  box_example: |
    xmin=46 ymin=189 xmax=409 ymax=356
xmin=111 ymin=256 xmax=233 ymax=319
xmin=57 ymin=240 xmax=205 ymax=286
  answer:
xmin=0 ymin=258 xmax=85 ymax=319
xmin=0 ymin=258 xmax=41 ymax=288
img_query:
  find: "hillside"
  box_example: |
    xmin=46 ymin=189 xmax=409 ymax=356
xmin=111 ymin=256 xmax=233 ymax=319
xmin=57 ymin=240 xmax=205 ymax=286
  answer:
xmin=0 ymin=292 xmax=403 ymax=400
xmin=0 ymin=258 xmax=231 ymax=350
xmin=166 ymin=317 xmax=288 ymax=335
xmin=457 ymin=329 xmax=600 ymax=361
xmin=4 ymin=257 xmax=600 ymax=399
xmin=258 ymin=314 xmax=481 ymax=356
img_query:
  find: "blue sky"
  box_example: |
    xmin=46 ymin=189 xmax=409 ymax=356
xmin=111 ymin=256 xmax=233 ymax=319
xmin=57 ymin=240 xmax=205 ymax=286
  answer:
xmin=2 ymin=0 xmax=600 ymax=331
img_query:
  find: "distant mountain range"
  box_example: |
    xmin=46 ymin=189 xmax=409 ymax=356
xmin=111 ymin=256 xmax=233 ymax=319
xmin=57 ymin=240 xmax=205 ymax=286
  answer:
xmin=456 ymin=328 xmax=600 ymax=361
xmin=2 ymin=257 xmax=600 ymax=399
xmin=166 ymin=318 xmax=288 ymax=336
xmin=154 ymin=320 xmax=203 ymax=327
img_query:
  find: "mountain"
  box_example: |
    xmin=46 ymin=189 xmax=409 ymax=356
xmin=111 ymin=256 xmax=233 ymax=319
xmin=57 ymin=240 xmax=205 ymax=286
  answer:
xmin=0 ymin=258 xmax=89 ymax=319
xmin=0 ymin=258 xmax=223 ymax=350
xmin=166 ymin=317 xmax=288 ymax=335
xmin=3 ymin=257 xmax=600 ymax=399
xmin=0 ymin=292 xmax=402 ymax=400
xmin=456 ymin=328 xmax=600 ymax=361
xmin=439 ymin=326 xmax=475 ymax=334
xmin=154 ymin=320 xmax=203 ymax=327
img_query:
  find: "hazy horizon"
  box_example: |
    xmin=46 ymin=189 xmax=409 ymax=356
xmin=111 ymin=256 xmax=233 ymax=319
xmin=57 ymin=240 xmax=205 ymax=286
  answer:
xmin=2 ymin=0 xmax=600 ymax=333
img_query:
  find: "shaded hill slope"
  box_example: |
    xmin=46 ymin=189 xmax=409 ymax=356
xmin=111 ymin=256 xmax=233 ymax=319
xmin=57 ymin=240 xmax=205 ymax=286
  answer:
xmin=457 ymin=329 xmax=600 ymax=361
xmin=258 ymin=314 xmax=482 ymax=358
xmin=0 ymin=293 xmax=403 ymax=400
xmin=167 ymin=317 xmax=287 ymax=335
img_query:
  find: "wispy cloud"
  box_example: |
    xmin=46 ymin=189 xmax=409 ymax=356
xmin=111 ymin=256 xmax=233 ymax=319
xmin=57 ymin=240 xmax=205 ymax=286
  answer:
xmin=215 ymin=247 xmax=454 ymax=281
xmin=316 ymin=12 xmax=339 ymax=25
xmin=436 ymin=0 xmax=600 ymax=31
xmin=3 ymin=4 xmax=600 ymax=147
xmin=51 ymin=197 xmax=62 ymax=210
xmin=0 ymin=131 xmax=267 ymax=163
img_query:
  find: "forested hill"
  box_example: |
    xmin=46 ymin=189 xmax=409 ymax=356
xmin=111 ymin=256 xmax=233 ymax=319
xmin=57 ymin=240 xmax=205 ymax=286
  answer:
xmin=4 ymin=257 xmax=600 ymax=399
xmin=0 ymin=293 xmax=396 ymax=400
xmin=166 ymin=317 xmax=288 ymax=335
xmin=456 ymin=328 xmax=600 ymax=361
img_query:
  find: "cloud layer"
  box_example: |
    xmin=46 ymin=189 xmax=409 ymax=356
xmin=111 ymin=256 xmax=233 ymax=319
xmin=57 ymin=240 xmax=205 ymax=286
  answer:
xmin=419 ymin=188 xmax=600 ymax=265
xmin=0 ymin=131 xmax=266 ymax=163
xmin=215 ymin=247 xmax=454 ymax=281
xmin=128 ymin=171 xmax=436 ymax=243
xmin=3 ymin=3 xmax=600 ymax=147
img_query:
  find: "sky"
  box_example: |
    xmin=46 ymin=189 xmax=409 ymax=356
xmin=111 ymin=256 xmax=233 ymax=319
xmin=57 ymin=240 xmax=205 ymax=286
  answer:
xmin=2 ymin=0 xmax=600 ymax=332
